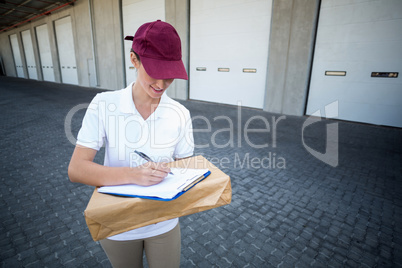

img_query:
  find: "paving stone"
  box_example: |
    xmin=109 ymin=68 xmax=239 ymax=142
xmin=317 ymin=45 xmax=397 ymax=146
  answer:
xmin=1 ymin=76 xmax=401 ymax=267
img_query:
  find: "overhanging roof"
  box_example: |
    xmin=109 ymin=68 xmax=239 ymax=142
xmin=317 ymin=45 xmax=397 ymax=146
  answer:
xmin=0 ymin=0 xmax=76 ymax=33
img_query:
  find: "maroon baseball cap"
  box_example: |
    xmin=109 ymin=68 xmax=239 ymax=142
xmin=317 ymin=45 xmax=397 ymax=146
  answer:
xmin=124 ymin=20 xmax=188 ymax=80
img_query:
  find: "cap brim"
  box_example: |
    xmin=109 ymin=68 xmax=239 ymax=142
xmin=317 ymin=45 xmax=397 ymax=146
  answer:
xmin=140 ymin=57 xmax=188 ymax=80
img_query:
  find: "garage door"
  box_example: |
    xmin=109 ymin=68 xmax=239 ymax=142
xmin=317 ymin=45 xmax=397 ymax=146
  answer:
xmin=9 ymin=34 xmax=25 ymax=78
xmin=21 ymin=30 xmax=38 ymax=80
xmin=189 ymin=0 xmax=272 ymax=109
xmin=35 ymin=24 xmax=55 ymax=82
xmin=54 ymin=16 xmax=78 ymax=85
xmin=306 ymin=0 xmax=402 ymax=128
xmin=122 ymin=0 xmax=165 ymax=85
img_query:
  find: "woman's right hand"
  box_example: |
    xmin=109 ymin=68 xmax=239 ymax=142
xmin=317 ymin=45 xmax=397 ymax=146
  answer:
xmin=125 ymin=162 xmax=171 ymax=186
xmin=68 ymin=145 xmax=171 ymax=187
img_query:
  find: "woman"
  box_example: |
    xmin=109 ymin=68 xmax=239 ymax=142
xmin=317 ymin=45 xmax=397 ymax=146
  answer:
xmin=68 ymin=20 xmax=194 ymax=267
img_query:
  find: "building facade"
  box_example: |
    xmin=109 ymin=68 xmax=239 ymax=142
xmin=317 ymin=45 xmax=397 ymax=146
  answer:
xmin=1 ymin=0 xmax=401 ymax=127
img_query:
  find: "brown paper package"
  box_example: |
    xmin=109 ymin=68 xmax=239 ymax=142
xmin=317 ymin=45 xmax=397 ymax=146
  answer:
xmin=84 ymin=155 xmax=232 ymax=241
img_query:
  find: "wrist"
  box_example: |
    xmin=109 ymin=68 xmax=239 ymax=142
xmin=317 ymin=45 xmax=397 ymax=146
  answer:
xmin=122 ymin=166 xmax=142 ymax=185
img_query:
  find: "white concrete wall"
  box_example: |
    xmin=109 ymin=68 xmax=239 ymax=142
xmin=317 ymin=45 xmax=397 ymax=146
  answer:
xmin=0 ymin=0 xmax=324 ymax=114
xmin=3 ymin=0 xmax=398 ymax=128
xmin=0 ymin=0 xmax=187 ymax=94
xmin=0 ymin=0 xmax=124 ymax=90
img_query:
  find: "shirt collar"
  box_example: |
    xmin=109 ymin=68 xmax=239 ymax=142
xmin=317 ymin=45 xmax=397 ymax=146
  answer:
xmin=152 ymin=93 xmax=174 ymax=119
xmin=120 ymin=82 xmax=137 ymax=115
xmin=119 ymin=82 xmax=173 ymax=119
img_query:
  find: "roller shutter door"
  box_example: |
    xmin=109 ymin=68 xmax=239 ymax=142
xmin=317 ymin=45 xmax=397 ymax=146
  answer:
xmin=21 ymin=30 xmax=38 ymax=80
xmin=36 ymin=24 xmax=55 ymax=82
xmin=54 ymin=16 xmax=79 ymax=85
xmin=306 ymin=0 xmax=402 ymax=127
xmin=189 ymin=0 xmax=272 ymax=108
xmin=9 ymin=34 xmax=25 ymax=78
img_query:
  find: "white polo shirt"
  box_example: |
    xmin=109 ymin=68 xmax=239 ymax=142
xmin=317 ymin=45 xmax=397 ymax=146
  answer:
xmin=77 ymin=82 xmax=194 ymax=241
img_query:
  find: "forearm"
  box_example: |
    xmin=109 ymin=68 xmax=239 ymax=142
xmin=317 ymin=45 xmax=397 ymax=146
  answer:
xmin=68 ymin=158 xmax=130 ymax=187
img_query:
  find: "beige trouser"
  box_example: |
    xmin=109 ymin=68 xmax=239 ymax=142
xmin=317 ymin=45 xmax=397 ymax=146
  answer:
xmin=100 ymin=223 xmax=181 ymax=268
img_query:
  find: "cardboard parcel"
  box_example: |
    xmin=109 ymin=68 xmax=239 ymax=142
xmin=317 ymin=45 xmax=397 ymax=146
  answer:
xmin=84 ymin=155 xmax=232 ymax=241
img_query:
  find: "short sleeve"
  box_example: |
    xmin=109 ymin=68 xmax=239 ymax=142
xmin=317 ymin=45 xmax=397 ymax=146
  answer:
xmin=76 ymin=94 xmax=105 ymax=150
xmin=174 ymin=109 xmax=194 ymax=159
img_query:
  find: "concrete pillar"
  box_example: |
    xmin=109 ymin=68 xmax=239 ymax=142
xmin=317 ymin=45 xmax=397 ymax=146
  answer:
xmin=92 ymin=0 xmax=125 ymax=90
xmin=264 ymin=0 xmax=320 ymax=116
xmin=165 ymin=0 xmax=190 ymax=100
xmin=71 ymin=0 xmax=93 ymax=87
xmin=0 ymin=33 xmax=16 ymax=76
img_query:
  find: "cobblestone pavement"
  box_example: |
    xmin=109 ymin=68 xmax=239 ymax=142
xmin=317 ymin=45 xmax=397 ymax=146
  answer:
xmin=1 ymin=76 xmax=401 ymax=267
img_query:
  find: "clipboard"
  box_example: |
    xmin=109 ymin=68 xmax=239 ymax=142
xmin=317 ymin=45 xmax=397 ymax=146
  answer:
xmin=97 ymin=169 xmax=211 ymax=201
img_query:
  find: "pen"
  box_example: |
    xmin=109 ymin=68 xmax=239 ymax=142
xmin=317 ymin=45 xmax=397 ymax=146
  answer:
xmin=134 ymin=150 xmax=174 ymax=175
